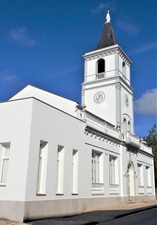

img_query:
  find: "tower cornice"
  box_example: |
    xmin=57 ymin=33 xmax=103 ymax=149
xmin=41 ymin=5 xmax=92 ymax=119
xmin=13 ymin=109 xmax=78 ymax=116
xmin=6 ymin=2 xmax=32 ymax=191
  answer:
xmin=83 ymin=45 xmax=132 ymax=66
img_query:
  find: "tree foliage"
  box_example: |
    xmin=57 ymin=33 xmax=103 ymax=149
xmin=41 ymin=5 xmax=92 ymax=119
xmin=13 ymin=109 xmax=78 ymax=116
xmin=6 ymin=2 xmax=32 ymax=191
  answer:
xmin=143 ymin=124 xmax=157 ymax=187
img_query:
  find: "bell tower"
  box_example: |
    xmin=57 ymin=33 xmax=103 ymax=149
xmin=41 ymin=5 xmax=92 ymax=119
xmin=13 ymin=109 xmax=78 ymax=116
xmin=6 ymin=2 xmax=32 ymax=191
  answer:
xmin=81 ymin=11 xmax=134 ymax=134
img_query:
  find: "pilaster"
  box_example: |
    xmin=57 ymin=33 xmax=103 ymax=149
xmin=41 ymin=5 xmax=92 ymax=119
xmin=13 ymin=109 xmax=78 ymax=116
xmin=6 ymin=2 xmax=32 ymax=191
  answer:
xmin=132 ymin=96 xmax=134 ymax=134
xmin=115 ymin=50 xmax=119 ymax=76
xmin=115 ymin=82 xmax=121 ymax=129
xmin=84 ymin=59 xmax=87 ymax=82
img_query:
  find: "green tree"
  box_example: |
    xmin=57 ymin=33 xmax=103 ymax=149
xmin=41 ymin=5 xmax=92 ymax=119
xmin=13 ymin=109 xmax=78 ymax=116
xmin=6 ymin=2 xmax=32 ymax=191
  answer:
xmin=143 ymin=124 xmax=157 ymax=188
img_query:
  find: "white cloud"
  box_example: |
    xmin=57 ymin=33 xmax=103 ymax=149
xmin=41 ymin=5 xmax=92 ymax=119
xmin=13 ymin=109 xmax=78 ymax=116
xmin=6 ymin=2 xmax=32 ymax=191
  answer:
xmin=8 ymin=27 xmax=36 ymax=47
xmin=129 ymin=42 xmax=157 ymax=55
xmin=117 ymin=20 xmax=140 ymax=36
xmin=0 ymin=70 xmax=17 ymax=82
xmin=134 ymin=89 xmax=157 ymax=119
xmin=41 ymin=65 xmax=83 ymax=80
xmin=91 ymin=2 xmax=115 ymax=14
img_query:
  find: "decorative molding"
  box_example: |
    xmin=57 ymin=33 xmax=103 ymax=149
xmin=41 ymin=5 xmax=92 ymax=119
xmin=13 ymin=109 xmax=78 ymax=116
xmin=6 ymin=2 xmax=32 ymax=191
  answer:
xmin=115 ymin=83 xmax=121 ymax=90
xmin=85 ymin=49 xmax=116 ymax=61
xmin=85 ymin=127 xmax=121 ymax=146
xmin=82 ymin=75 xmax=133 ymax=94
xmin=83 ymin=45 xmax=132 ymax=66
xmin=127 ymin=147 xmax=153 ymax=159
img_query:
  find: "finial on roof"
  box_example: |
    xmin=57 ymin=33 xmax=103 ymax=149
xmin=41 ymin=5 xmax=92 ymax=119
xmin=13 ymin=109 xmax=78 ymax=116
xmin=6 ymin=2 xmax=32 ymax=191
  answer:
xmin=106 ymin=10 xmax=111 ymax=23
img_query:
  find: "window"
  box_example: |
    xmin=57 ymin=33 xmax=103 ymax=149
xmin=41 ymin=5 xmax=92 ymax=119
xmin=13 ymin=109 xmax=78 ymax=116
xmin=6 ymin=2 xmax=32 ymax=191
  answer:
xmin=109 ymin=155 xmax=118 ymax=185
xmin=138 ymin=164 xmax=143 ymax=186
xmin=72 ymin=150 xmax=78 ymax=194
xmin=56 ymin=145 xmax=65 ymax=194
xmin=122 ymin=61 xmax=126 ymax=75
xmin=36 ymin=141 xmax=48 ymax=195
xmin=128 ymin=121 xmax=131 ymax=132
xmin=0 ymin=143 xmax=10 ymax=185
xmin=123 ymin=118 xmax=127 ymax=134
xmin=92 ymin=151 xmax=103 ymax=183
xmin=98 ymin=59 xmax=105 ymax=73
xmin=146 ymin=166 xmax=151 ymax=187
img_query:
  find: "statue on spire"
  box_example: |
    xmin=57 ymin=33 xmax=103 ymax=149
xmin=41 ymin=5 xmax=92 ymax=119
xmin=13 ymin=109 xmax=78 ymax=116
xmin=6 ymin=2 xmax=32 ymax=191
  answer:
xmin=106 ymin=10 xmax=111 ymax=23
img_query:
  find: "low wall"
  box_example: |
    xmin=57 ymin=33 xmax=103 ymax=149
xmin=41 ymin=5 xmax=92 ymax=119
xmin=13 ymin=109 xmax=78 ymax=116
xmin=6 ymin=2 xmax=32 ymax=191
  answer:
xmin=0 ymin=195 xmax=156 ymax=222
xmin=0 ymin=200 xmax=24 ymax=222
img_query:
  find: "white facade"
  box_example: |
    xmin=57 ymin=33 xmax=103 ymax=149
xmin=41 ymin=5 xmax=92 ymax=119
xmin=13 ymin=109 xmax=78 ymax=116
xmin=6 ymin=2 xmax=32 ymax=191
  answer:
xmin=0 ymin=15 xmax=155 ymax=222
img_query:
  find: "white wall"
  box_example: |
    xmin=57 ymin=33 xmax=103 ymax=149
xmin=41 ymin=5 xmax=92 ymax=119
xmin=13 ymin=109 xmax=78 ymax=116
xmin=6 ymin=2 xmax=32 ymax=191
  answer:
xmin=9 ymin=85 xmax=78 ymax=116
xmin=84 ymin=84 xmax=116 ymax=125
xmin=120 ymin=85 xmax=133 ymax=133
xmin=0 ymin=99 xmax=33 ymax=201
xmin=25 ymin=98 xmax=87 ymax=201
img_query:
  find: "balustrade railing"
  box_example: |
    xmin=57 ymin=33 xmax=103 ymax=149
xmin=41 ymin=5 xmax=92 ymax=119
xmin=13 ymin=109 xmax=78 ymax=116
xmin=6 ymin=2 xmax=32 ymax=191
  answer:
xmin=126 ymin=132 xmax=140 ymax=147
xmin=86 ymin=69 xmax=130 ymax=85
xmin=84 ymin=111 xmax=121 ymax=140
xmin=96 ymin=72 xmax=105 ymax=79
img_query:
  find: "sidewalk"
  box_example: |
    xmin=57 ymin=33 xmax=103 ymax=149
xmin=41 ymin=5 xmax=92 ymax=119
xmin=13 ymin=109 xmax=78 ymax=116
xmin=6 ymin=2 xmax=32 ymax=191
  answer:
xmin=0 ymin=200 xmax=157 ymax=225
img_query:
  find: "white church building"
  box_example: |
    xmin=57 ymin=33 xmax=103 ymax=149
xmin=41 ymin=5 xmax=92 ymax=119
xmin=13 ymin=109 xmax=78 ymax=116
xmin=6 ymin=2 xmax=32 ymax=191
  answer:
xmin=0 ymin=12 xmax=155 ymax=222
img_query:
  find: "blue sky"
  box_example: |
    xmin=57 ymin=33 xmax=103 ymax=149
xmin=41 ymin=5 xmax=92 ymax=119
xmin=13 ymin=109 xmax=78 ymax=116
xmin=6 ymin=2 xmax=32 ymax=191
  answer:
xmin=0 ymin=0 xmax=156 ymax=137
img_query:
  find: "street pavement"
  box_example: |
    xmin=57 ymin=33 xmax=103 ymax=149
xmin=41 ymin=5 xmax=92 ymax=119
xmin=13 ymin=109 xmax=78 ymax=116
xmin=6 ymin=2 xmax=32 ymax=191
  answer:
xmin=0 ymin=200 xmax=157 ymax=225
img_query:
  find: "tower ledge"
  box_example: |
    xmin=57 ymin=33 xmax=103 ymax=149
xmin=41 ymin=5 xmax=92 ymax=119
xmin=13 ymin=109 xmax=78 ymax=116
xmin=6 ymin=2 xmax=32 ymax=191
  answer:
xmin=83 ymin=44 xmax=132 ymax=66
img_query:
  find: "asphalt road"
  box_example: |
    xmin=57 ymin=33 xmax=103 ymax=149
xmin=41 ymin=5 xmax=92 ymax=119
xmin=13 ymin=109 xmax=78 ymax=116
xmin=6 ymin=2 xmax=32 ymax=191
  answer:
xmin=27 ymin=206 xmax=157 ymax=225
xmin=99 ymin=208 xmax=157 ymax=225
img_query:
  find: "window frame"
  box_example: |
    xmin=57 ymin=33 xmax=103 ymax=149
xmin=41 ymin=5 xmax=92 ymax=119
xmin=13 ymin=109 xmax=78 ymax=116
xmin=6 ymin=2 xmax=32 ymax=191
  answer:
xmin=72 ymin=149 xmax=79 ymax=194
xmin=0 ymin=142 xmax=10 ymax=186
xmin=97 ymin=59 xmax=105 ymax=74
xmin=109 ymin=155 xmax=118 ymax=185
xmin=56 ymin=145 xmax=65 ymax=195
xmin=137 ymin=163 xmax=143 ymax=186
xmin=91 ymin=150 xmax=103 ymax=184
xmin=146 ymin=166 xmax=151 ymax=187
xmin=122 ymin=61 xmax=126 ymax=76
xmin=36 ymin=140 xmax=48 ymax=195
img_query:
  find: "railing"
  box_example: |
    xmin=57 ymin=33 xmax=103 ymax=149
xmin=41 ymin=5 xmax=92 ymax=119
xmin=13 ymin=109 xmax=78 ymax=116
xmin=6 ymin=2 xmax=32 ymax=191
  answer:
xmin=84 ymin=111 xmax=121 ymax=141
xmin=109 ymin=184 xmax=119 ymax=194
xmin=86 ymin=69 xmax=130 ymax=85
xmin=96 ymin=72 xmax=105 ymax=79
xmin=140 ymin=143 xmax=152 ymax=154
xmin=138 ymin=185 xmax=144 ymax=194
xmin=147 ymin=186 xmax=152 ymax=194
xmin=85 ymin=111 xmax=105 ymax=128
xmin=125 ymin=132 xmax=140 ymax=147
xmin=92 ymin=183 xmax=104 ymax=194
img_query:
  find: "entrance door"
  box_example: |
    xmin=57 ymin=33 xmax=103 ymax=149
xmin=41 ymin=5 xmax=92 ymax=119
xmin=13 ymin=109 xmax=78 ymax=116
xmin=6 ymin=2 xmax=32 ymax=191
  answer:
xmin=127 ymin=161 xmax=135 ymax=202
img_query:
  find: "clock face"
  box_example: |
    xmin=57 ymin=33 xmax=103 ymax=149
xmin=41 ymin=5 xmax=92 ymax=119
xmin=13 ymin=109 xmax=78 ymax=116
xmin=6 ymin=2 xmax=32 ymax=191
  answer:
xmin=94 ymin=91 xmax=105 ymax=103
xmin=124 ymin=94 xmax=129 ymax=106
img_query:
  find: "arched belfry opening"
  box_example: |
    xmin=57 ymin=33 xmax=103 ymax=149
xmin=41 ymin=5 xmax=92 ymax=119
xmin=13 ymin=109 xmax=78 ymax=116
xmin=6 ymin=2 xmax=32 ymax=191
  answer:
xmin=123 ymin=118 xmax=127 ymax=134
xmin=128 ymin=121 xmax=131 ymax=132
xmin=122 ymin=61 xmax=126 ymax=76
xmin=98 ymin=59 xmax=105 ymax=73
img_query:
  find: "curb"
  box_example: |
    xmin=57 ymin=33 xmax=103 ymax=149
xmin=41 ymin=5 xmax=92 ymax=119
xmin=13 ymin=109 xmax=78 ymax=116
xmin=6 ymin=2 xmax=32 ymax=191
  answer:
xmin=81 ymin=204 xmax=157 ymax=225
xmin=115 ymin=204 xmax=157 ymax=219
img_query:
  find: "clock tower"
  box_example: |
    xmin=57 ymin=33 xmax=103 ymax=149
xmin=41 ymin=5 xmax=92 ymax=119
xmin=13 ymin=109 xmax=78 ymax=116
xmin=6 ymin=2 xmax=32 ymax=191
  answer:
xmin=81 ymin=11 xmax=134 ymax=134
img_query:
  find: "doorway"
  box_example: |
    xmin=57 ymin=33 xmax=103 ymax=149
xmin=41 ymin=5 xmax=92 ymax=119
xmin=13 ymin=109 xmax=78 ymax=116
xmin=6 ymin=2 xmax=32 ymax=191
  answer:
xmin=126 ymin=161 xmax=135 ymax=202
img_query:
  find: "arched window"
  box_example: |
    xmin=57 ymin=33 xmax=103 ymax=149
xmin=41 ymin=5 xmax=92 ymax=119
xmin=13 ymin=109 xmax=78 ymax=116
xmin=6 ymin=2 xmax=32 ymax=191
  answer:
xmin=98 ymin=59 xmax=105 ymax=73
xmin=128 ymin=121 xmax=131 ymax=132
xmin=122 ymin=61 xmax=126 ymax=76
xmin=123 ymin=118 xmax=127 ymax=134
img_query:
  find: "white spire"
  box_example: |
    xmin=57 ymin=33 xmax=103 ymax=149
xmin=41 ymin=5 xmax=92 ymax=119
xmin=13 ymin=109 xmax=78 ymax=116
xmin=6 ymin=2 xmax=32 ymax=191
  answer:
xmin=106 ymin=10 xmax=111 ymax=23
